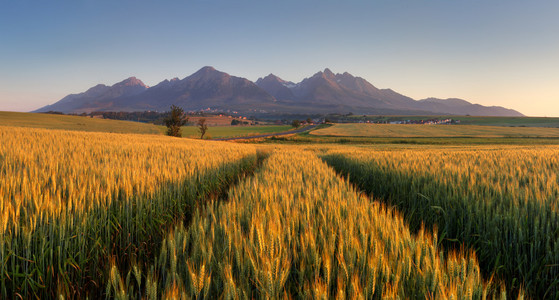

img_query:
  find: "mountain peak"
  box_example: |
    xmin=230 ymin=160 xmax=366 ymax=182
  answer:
xmin=310 ymin=68 xmax=336 ymax=80
xmin=86 ymin=84 xmax=109 ymax=93
xmin=199 ymin=66 xmax=217 ymax=72
xmin=257 ymin=74 xmax=284 ymax=84
xmin=265 ymin=73 xmax=280 ymax=80
xmin=115 ymin=77 xmax=149 ymax=88
xmin=323 ymin=68 xmax=334 ymax=77
xmin=190 ymin=66 xmax=226 ymax=80
xmin=34 ymin=67 xmax=524 ymax=117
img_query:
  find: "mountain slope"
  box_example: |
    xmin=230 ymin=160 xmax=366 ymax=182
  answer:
xmin=255 ymin=74 xmax=296 ymax=101
xmin=36 ymin=67 xmax=277 ymax=114
xmin=35 ymin=77 xmax=149 ymax=113
xmin=417 ymin=98 xmax=523 ymax=116
xmin=35 ymin=67 xmax=523 ymax=116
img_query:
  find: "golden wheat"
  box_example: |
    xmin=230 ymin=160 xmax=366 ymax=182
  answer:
xmin=111 ymin=149 xmax=508 ymax=298
xmin=322 ymin=145 xmax=559 ymax=297
xmin=0 ymin=126 xmax=256 ymax=298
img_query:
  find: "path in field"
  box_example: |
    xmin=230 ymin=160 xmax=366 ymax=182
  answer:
xmin=212 ymin=124 xmax=319 ymax=140
xmin=123 ymin=149 xmax=497 ymax=299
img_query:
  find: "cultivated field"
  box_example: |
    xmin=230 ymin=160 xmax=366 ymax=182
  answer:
xmin=0 ymin=126 xmax=257 ymax=298
xmin=0 ymin=111 xmax=161 ymax=135
xmin=0 ymin=111 xmax=294 ymax=139
xmin=179 ymin=125 xmax=293 ymax=139
xmin=311 ymin=123 xmax=559 ymax=138
xmin=322 ymin=145 xmax=559 ymax=296
xmin=3 ymin=119 xmax=558 ymax=298
xmin=109 ymin=150 xmax=498 ymax=299
xmin=345 ymin=115 xmax=559 ymax=128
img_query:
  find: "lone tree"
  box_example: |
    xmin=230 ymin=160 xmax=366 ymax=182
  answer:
xmin=291 ymin=119 xmax=301 ymax=128
xmin=164 ymin=105 xmax=188 ymax=137
xmin=197 ymin=118 xmax=208 ymax=139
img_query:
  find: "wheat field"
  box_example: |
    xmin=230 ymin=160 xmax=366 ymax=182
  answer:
xmin=322 ymin=145 xmax=559 ymax=297
xmin=0 ymin=126 xmax=257 ymax=298
xmin=1 ymin=125 xmax=546 ymax=298
xmin=108 ymin=150 xmax=508 ymax=299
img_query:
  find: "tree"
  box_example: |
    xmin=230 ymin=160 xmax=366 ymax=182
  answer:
xmin=291 ymin=119 xmax=301 ymax=128
xmin=306 ymin=117 xmax=313 ymax=124
xmin=197 ymin=118 xmax=208 ymax=139
xmin=164 ymin=105 xmax=188 ymax=137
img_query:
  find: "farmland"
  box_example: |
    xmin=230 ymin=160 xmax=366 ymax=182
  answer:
xmin=108 ymin=150 xmax=498 ymax=298
xmin=322 ymin=145 xmax=559 ymax=296
xmin=178 ymin=124 xmax=293 ymax=139
xmin=311 ymin=123 xmax=559 ymax=138
xmin=0 ymin=126 xmax=257 ymax=298
xmin=3 ymin=118 xmax=559 ymax=298
xmin=0 ymin=111 xmax=162 ymax=135
xmin=342 ymin=115 xmax=559 ymax=128
xmin=0 ymin=111 xmax=294 ymax=139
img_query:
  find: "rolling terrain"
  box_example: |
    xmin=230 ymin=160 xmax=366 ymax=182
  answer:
xmin=0 ymin=111 xmax=161 ymax=134
xmin=0 ymin=111 xmax=297 ymax=139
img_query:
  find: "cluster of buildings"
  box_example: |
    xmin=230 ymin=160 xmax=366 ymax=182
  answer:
xmin=359 ymin=118 xmax=460 ymax=125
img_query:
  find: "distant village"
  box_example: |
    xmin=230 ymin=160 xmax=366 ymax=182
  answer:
xmin=358 ymin=118 xmax=460 ymax=125
xmin=44 ymin=109 xmax=461 ymax=127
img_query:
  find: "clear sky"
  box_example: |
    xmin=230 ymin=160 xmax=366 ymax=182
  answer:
xmin=1 ymin=1 xmax=558 ymax=116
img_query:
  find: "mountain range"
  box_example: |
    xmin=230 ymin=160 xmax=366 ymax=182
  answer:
xmin=35 ymin=66 xmax=523 ymax=116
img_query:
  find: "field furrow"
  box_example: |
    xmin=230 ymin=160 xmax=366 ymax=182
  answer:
xmin=322 ymin=146 xmax=559 ymax=297
xmin=109 ymin=149 xmax=509 ymax=299
xmin=0 ymin=126 xmax=258 ymax=298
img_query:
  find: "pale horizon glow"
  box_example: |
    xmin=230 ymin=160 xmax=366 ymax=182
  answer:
xmin=1 ymin=1 xmax=558 ymax=116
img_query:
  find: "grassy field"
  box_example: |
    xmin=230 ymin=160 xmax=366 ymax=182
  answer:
xmin=0 ymin=111 xmax=294 ymax=139
xmin=0 ymin=111 xmax=162 ymax=134
xmin=179 ymin=124 xmax=293 ymax=138
xmin=311 ymin=123 xmax=559 ymax=138
xmin=346 ymin=115 xmax=559 ymax=127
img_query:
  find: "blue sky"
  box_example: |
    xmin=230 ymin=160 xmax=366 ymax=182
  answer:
xmin=1 ymin=1 xmax=558 ymax=116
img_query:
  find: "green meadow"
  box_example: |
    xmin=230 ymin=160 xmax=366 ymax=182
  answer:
xmin=311 ymin=123 xmax=559 ymax=138
xmin=177 ymin=124 xmax=293 ymax=139
xmin=0 ymin=111 xmax=162 ymax=135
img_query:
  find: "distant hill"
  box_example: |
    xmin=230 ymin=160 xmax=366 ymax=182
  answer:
xmin=35 ymin=67 xmax=523 ymax=116
xmin=0 ymin=111 xmax=161 ymax=134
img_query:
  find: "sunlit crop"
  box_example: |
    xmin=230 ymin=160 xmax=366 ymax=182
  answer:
xmin=0 ymin=126 xmax=257 ymax=298
xmin=322 ymin=145 xmax=559 ymax=297
xmin=2 ymin=125 xmax=535 ymax=298
xmin=110 ymin=150 xmax=507 ymax=298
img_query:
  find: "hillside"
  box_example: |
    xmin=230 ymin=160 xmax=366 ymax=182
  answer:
xmin=0 ymin=111 xmax=161 ymax=134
